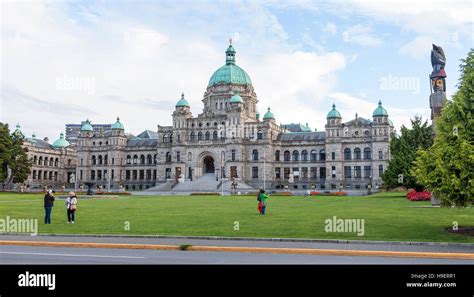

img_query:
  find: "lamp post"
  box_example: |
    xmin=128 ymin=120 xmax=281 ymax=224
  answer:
xmin=263 ymin=149 xmax=266 ymax=191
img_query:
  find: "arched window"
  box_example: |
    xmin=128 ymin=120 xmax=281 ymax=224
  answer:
xmin=104 ymin=155 xmax=108 ymax=165
xmin=190 ymin=132 xmax=195 ymax=141
xmin=310 ymin=150 xmax=317 ymax=161
xmin=39 ymin=156 xmax=43 ymax=166
xmin=320 ymin=149 xmax=326 ymax=161
xmin=92 ymin=156 xmax=96 ymax=165
xmin=126 ymin=155 xmax=131 ymax=164
xmin=283 ymin=150 xmax=290 ymax=161
xmin=197 ymin=132 xmax=203 ymax=141
xmin=205 ymin=131 xmax=210 ymax=140
xmin=98 ymin=155 xmax=103 ymax=165
xmin=257 ymin=130 xmax=263 ymax=140
xmin=140 ymin=155 xmax=145 ymax=164
xmin=344 ymin=148 xmax=351 ymax=160
xmin=34 ymin=156 xmax=38 ymax=165
xmin=364 ymin=148 xmax=372 ymax=160
xmin=49 ymin=158 xmax=53 ymax=166
xmin=163 ymin=134 xmax=169 ymax=143
xmin=187 ymin=152 xmax=192 ymax=162
xmin=166 ymin=152 xmax=171 ymax=163
xmin=354 ymin=148 xmax=361 ymax=160
xmin=147 ymin=154 xmax=153 ymax=164
xmin=55 ymin=158 xmax=59 ymax=167
xmin=301 ymin=150 xmax=308 ymax=161
xmin=44 ymin=157 xmax=48 ymax=166
xmin=292 ymin=150 xmax=299 ymax=161
xmin=133 ymin=155 xmax=138 ymax=164
xmin=213 ymin=131 xmax=218 ymax=140
xmin=252 ymin=149 xmax=259 ymax=161
xmin=67 ymin=159 xmax=71 ymax=166
xmin=275 ymin=150 xmax=280 ymax=161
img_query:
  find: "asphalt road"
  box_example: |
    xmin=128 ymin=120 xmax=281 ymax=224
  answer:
xmin=1 ymin=245 xmax=474 ymax=264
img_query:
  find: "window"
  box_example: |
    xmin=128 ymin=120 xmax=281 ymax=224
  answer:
xmin=331 ymin=152 xmax=335 ymax=160
xmin=132 ymin=170 xmax=138 ymax=180
xmin=284 ymin=167 xmax=290 ymax=179
xmin=354 ymin=166 xmax=361 ymax=178
xmin=147 ymin=154 xmax=153 ymax=164
xmin=154 ymin=154 xmax=158 ymax=164
xmin=379 ymin=165 xmax=384 ymax=177
xmin=301 ymin=167 xmax=308 ymax=179
xmin=252 ymin=167 xmax=259 ymax=178
xmin=257 ymin=130 xmax=263 ymax=140
xmin=364 ymin=148 xmax=372 ymax=160
xmin=364 ymin=166 xmax=371 ymax=178
xmin=97 ymin=170 xmax=102 ymax=180
xmin=252 ymin=149 xmax=259 ymax=161
xmin=275 ymin=150 xmax=280 ymax=161
xmin=91 ymin=170 xmax=96 ymax=180
xmin=311 ymin=167 xmax=317 ymax=179
xmin=344 ymin=148 xmax=351 ymax=160
xmin=198 ymin=132 xmax=203 ymax=141
xmin=292 ymin=150 xmax=299 ymax=161
xmin=190 ymin=132 xmax=195 ymax=141
xmin=354 ymin=148 xmax=361 ymax=160
xmin=331 ymin=166 xmax=336 ymax=178
xmin=126 ymin=155 xmax=131 ymax=164
xmin=126 ymin=170 xmax=130 ymax=180
xmin=284 ymin=151 xmax=291 ymax=161
xmin=231 ymin=150 xmax=236 ymax=161
xmin=140 ymin=155 xmax=145 ymax=165
xmin=133 ymin=155 xmax=138 ymax=164
xmin=320 ymin=150 xmax=326 ymax=161
xmin=301 ymin=150 xmax=308 ymax=161
xmin=176 ymin=151 xmax=181 ymax=162
xmin=139 ymin=170 xmax=144 ymax=180
xmin=213 ymin=131 xmax=218 ymax=140
xmin=166 ymin=152 xmax=171 ymax=163
xmin=344 ymin=166 xmax=351 ymax=178
xmin=165 ymin=168 xmax=171 ymax=179
xmin=205 ymin=131 xmax=210 ymax=140
xmin=379 ymin=150 xmax=383 ymax=160
xmin=320 ymin=167 xmax=326 ymax=179
xmin=311 ymin=150 xmax=317 ymax=161
xmin=275 ymin=167 xmax=281 ymax=179
xmin=92 ymin=156 xmax=96 ymax=165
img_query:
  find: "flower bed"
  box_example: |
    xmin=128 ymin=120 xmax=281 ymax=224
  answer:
xmin=406 ymin=189 xmax=431 ymax=201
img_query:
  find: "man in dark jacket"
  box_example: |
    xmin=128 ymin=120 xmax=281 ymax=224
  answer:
xmin=44 ymin=189 xmax=55 ymax=224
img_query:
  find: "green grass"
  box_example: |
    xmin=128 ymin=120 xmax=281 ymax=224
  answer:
xmin=0 ymin=192 xmax=473 ymax=243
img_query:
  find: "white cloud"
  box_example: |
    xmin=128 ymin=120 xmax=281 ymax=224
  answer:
xmin=342 ymin=24 xmax=382 ymax=47
xmin=323 ymin=22 xmax=337 ymax=35
xmin=398 ymin=35 xmax=434 ymax=59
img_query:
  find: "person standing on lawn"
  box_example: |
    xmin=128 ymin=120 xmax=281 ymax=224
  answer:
xmin=260 ymin=189 xmax=270 ymax=215
xmin=65 ymin=191 xmax=78 ymax=224
xmin=43 ymin=189 xmax=55 ymax=224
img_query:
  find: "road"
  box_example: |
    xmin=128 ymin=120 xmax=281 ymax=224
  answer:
xmin=1 ymin=245 xmax=474 ymax=264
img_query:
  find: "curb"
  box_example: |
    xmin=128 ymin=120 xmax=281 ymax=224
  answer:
xmin=2 ymin=233 xmax=473 ymax=247
xmin=1 ymin=240 xmax=474 ymax=260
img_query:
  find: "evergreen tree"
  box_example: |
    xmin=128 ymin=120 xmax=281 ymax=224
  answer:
xmin=0 ymin=123 xmax=32 ymax=189
xmin=382 ymin=116 xmax=432 ymax=189
xmin=413 ymin=49 xmax=474 ymax=207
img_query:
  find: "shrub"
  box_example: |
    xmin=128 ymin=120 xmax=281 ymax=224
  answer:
xmin=406 ymin=189 xmax=431 ymax=201
xmin=326 ymin=191 xmax=348 ymax=196
xmin=310 ymin=191 xmax=322 ymax=196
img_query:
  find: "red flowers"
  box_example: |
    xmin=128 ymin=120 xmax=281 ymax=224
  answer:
xmin=407 ymin=189 xmax=432 ymax=201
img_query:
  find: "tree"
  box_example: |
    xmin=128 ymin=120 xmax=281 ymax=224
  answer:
xmin=382 ymin=116 xmax=433 ymax=190
xmin=412 ymin=49 xmax=474 ymax=207
xmin=0 ymin=123 xmax=32 ymax=189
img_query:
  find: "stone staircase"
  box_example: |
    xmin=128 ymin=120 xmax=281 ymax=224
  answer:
xmin=170 ymin=173 xmax=220 ymax=192
xmin=218 ymin=179 xmax=256 ymax=194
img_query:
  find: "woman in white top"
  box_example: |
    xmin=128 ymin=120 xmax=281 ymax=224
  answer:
xmin=65 ymin=191 xmax=78 ymax=224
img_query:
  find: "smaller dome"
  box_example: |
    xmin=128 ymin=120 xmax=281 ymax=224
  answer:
xmin=263 ymin=107 xmax=274 ymax=120
xmin=230 ymin=90 xmax=243 ymax=103
xmin=52 ymin=132 xmax=70 ymax=148
xmin=176 ymin=93 xmax=190 ymax=107
xmin=81 ymin=119 xmax=93 ymax=131
xmin=373 ymin=100 xmax=388 ymax=117
xmin=327 ymin=103 xmax=342 ymax=119
xmin=256 ymin=111 xmax=260 ymax=119
xmin=111 ymin=117 xmax=124 ymax=129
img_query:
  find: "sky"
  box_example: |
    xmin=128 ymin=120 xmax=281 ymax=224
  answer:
xmin=1 ymin=0 xmax=473 ymax=140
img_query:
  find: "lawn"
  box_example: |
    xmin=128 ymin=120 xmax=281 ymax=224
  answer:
xmin=0 ymin=192 xmax=473 ymax=243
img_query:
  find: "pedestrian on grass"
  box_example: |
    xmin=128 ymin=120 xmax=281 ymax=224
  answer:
xmin=260 ymin=189 xmax=270 ymax=215
xmin=65 ymin=191 xmax=78 ymax=224
xmin=43 ymin=189 xmax=55 ymax=224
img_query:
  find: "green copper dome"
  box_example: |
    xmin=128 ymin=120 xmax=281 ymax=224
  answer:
xmin=52 ymin=132 xmax=70 ymax=148
xmin=256 ymin=111 xmax=260 ymax=119
xmin=373 ymin=100 xmax=388 ymax=117
xmin=81 ymin=119 xmax=93 ymax=131
xmin=327 ymin=103 xmax=342 ymax=119
xmin=111 ymin=117 xmax=124 ymax=129
xmin=208 ymin=43 xmax=252 ymax=87
xmin=263 ymin=107 xmax=274 ymax=120
xmin=230 ymin=90 xmax=243 ymax=103
xmin=176 ymin=93 xmax=190 ymax=107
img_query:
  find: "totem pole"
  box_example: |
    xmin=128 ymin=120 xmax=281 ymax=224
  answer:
xmin=429 ymin=44 xmax=447 ymax=127
xmin=429 ymin=44 xmax=447 ymax=205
